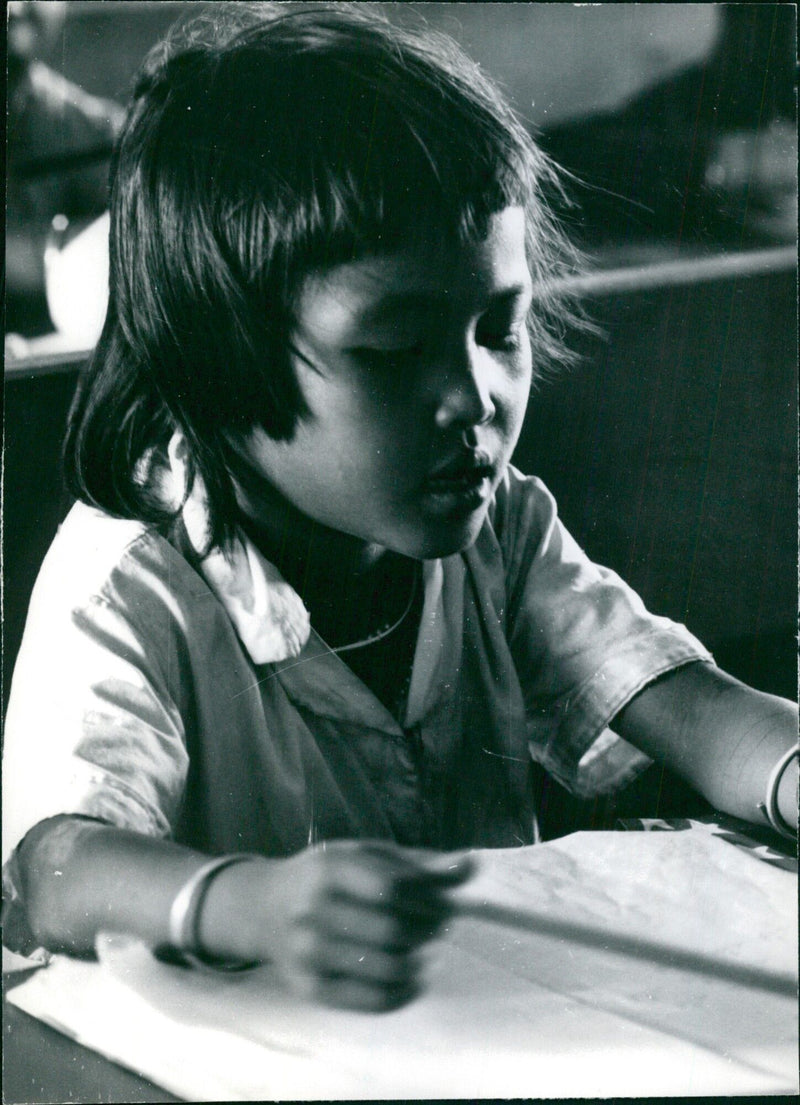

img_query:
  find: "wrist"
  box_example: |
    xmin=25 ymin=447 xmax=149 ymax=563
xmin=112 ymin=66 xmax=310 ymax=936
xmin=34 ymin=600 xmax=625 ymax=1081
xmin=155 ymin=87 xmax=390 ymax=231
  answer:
xmin=193 ymin=853 xmax=277 ymax=964
xmin=759 ymin=744 xmax=798 ymax=839
xmin=775 ymin=751 xmax=798 ymax=836
xmin=170 ymin=853 xmax=265 ymax=968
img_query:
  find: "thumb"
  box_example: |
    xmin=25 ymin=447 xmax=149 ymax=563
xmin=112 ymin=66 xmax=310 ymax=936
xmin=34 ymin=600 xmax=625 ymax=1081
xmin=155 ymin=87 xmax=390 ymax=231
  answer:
xmin=415 ymin=851 xmax=477 ymax=887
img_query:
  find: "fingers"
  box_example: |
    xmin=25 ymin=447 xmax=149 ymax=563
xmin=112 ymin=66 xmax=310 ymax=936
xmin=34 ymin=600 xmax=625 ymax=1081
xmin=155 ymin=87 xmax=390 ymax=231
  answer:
xmin=356 ymin=841 xmax=475 ymax=885
xmin=277 ymin=842 xmax=475 ymax=1012
xmin=312 ymin=844 xmax=472 ymax=945
xmin=291 ymin=923 xmax=423 ymax=1013
xmin=311 ymin=896 xmax=417 ymax=950
xmin=301 ymin=932 xmax=420 ymax=987
xmin=321 ymin=841 xmax=474 ymax=905
xmin=415 ymin=851 xmax=476 ymax=887
xmin=309 ymin=974 xmax=420 ymax=1013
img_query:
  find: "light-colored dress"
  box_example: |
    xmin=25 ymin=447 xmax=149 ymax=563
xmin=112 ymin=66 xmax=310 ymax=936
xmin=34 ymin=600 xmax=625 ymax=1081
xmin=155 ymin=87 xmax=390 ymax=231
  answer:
xmin=2 ymin=466 xmax=711 ymax=955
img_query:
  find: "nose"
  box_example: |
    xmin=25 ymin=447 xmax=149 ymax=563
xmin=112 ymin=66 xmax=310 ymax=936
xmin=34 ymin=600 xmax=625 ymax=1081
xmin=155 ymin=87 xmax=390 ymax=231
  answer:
xmin=433 ymin=342 xmax=496 ymax=432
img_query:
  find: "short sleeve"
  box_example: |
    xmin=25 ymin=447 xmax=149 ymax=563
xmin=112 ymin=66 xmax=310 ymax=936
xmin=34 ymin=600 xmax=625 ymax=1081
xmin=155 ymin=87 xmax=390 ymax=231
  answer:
xmin=2 ymin=516 xmax=191 ymax=955
xmin=495 ymin=468 xmax=713 ymax=796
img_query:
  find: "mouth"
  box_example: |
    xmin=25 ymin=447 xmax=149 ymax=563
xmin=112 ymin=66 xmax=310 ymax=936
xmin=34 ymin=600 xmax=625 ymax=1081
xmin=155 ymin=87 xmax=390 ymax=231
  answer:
xmin=421 ymin=452 xmax=495 ymax=511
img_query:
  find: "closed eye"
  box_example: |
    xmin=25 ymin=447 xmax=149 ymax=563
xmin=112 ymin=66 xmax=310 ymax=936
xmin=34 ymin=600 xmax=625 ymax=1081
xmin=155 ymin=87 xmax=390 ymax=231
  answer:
xmin=475 ymin=287 xmax=531 ymax=353
xmin=475 ymin=318 xmax=527 ymax=353
xmin=350 ymin=342 xmax=426 ymax=369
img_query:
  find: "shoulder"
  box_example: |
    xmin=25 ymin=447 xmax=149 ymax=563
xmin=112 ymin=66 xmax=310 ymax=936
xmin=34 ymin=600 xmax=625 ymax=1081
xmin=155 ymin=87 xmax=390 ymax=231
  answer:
xmin=39 ymin=501 xmax=157 ymax=584
xmin=30 ymin=503 xmax=202 ymax=631
xmin=9 ymin=504 xmax=214 ymax=736
xmin=47 ymin=499 xmax=150 ymax=565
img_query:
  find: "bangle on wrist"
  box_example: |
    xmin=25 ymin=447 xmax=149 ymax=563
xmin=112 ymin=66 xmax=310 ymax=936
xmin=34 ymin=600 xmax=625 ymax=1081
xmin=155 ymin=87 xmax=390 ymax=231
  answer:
xmin=758 ymin=745 xmax=798 ymax=840
xmin=167 ymin=853 xmax=261 ymax=972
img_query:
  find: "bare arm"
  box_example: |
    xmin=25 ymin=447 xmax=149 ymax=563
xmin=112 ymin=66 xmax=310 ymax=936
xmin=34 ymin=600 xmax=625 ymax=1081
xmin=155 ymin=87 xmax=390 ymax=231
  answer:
xmin=15 ymin=816 xmax=472 ymax=1011
xmin=613 ymin=661 xmax=797 ymax=831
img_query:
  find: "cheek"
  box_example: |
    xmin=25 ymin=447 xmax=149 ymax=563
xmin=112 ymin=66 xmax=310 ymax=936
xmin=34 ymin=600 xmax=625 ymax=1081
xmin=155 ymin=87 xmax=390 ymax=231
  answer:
xmin=308 ymin=390 xmax=414 ymax=490
xmin=498 ymin=355 xmax=533 ymax=434
xmin=348 ymin=381 xmax=422 ymax=450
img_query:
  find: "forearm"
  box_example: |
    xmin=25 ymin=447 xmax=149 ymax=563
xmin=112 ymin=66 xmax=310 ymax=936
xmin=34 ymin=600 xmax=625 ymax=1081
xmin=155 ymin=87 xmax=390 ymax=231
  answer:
xmin=615 ymin=662 xmax=797 ymax=829
xmin=14 ymin=816 xmax=471 ymax=1013
xmin=15 ymin=815 xmax=250 ymax=957
xmin=16 ymin=816 xmax=309 ymax=966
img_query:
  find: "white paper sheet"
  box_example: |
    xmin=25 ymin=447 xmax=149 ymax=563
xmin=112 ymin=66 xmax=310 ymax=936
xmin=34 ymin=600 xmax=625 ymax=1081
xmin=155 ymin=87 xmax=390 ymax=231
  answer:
xmin=9 ymin=831 xmax=798 ymax=1099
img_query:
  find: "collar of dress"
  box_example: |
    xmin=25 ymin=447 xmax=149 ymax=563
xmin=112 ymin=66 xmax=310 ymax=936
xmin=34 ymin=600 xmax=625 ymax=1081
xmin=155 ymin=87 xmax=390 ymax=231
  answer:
xmin=165 ymin=432 xmax=311 ymax=665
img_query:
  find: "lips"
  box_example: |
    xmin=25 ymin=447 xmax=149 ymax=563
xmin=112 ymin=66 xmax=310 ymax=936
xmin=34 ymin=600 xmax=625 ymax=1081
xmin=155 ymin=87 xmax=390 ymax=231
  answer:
xmin=422 ymin=451 xmax=494 ymax=504
xmin=427 ymin=449 xmax=493 ymax=482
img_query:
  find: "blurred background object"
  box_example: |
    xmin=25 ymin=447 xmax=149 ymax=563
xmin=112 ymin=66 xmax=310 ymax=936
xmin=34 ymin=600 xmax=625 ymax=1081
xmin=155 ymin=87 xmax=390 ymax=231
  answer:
xmin=383 ymin=3 xmax=725 ymax=126
xmin=4 ymin=2 xmax=795 ymax=344
xmin=43 ymin=212 xmax=110 ymax=347
xmin=6 ymin=0 xmax=124 ymax=340
xmin=539 ymin=3 xmax=797 ymax=256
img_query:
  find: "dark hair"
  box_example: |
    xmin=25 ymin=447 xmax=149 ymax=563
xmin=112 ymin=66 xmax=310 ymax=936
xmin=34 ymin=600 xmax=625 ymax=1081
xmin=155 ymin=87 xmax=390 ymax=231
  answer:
xmin=65 ymin=2 xmax=583 ymax=551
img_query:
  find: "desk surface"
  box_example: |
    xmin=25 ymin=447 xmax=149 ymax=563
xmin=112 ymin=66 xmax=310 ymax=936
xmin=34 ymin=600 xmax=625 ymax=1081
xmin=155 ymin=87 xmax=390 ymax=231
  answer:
xmin=3 ymin=827 xmax=797 ymax=1102
xmin=3 ymin=971 xmax=178 ymax=1104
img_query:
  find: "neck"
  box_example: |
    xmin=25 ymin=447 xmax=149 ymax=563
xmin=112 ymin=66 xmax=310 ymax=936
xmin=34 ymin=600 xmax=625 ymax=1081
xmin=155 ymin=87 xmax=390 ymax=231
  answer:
xmin=234 ymin=476 xmax=403 ymax=613
xmin=235 ymin=476 xmax=421 ymax=695
xmin=239 ymin=493 xmax=385 ymax=586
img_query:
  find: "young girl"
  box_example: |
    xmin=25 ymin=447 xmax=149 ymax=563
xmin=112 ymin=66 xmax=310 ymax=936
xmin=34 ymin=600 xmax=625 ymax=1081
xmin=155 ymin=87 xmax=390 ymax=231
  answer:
xmin=3 ymin=4 xmax=797 ymax=1014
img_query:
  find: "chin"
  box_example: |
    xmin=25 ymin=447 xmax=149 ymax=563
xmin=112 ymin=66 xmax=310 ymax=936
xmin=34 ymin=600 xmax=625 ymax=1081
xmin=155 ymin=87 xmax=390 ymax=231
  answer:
xmin=401 ymin=512 xmax=488 ymax=561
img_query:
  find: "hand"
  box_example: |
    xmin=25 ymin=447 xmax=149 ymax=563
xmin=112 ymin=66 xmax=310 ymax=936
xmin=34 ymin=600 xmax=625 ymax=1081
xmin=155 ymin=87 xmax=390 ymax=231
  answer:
xmin=231 ymin=841 xmax=474 ymax=1012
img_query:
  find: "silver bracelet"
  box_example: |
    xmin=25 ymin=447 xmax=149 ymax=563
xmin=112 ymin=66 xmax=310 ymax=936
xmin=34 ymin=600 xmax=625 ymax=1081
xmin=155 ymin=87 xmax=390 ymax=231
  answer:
xmin=168 ymin=853 xmax=260 ymax=971
xmin=758 ymin=745 xmax=799 ymax=840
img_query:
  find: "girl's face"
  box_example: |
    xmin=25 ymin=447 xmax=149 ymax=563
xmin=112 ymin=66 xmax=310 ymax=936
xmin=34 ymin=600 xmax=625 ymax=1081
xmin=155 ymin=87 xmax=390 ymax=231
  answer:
xmin=244 ymin=206 xmax=533 ymax=560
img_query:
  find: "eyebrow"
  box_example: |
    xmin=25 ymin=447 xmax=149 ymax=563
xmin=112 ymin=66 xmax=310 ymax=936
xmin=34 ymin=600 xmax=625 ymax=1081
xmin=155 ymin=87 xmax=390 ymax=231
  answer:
xmin=354 ymin=284 xmax=533 ymax=328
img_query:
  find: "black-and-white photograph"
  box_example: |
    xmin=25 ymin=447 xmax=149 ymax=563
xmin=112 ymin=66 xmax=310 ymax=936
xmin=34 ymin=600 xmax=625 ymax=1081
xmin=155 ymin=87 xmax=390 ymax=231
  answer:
xmin=3 ymin=2 xmax=797 ymax=1100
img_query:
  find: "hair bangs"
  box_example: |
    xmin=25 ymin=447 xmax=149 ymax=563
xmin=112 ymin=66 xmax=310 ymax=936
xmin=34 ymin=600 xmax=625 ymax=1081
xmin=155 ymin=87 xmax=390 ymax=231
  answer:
xmin=66 ymin=3 xmax=586 ymax=551
xmin=207 ymin=34 xmax=535 ymax=288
